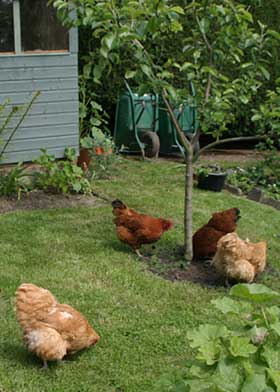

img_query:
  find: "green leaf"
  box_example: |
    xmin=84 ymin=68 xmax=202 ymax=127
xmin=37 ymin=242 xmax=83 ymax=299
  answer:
xmin=211 ymin=297 xmax=252 ymax=315
xmin=197 ymin=340 xmax=221 ymax=365
xmin=251 ymin=114 xmax=262 ymax=122
xmin=240 ymin=9 xmax=253 ymax=24
xmin=125 ymin=70 xmax=136 ymax=79
xmin=185 ymin=379 xmax=214 ymax=392
xmin=229 ymin=336 xmax=257 ymax=358
xmin=267 ymin=368 xmax=280 ymax=391
xmin=104 ymin=32 xmax=116 ymax=50
xmin=267 ymin=306 xmax=280 ymax=323
xmin=267 ymin=30 xmax=280 ymax=40
xmin=262 ymin=346 xmax=280 ymax=370
xmin=140 ymin=64 xmax=152 ymax=78
xmin=170 ymin=6 xmax=185 ymax=15
xmin=258 ymin=66 xmax=270 ymax=81
xmin=241 ymin=373 xmax=271 ymax=392
xmin=271 ymin=322 xmax=280 ymax=337
xmin=230 ymin=284 xmax=280 ymax=304
xmin=180 ymin=62 xmax=194 ymax=71
xmin=212 ymin=357 xmax=243 ymax=392
xmin=187 ymin=324 xmax=229 ymax=348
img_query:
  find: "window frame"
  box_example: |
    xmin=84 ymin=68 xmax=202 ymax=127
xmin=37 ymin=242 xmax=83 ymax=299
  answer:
xmin=0 ymin=0 xmax=72 ymax=56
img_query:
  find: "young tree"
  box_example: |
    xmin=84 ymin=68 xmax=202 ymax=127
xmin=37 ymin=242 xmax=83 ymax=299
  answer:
xmin=52 ymin=0 xmax=279 ymax=261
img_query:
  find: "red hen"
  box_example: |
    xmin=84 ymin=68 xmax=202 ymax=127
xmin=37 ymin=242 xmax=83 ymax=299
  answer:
xmin=112 ymin=199 xmax=173 ymax=257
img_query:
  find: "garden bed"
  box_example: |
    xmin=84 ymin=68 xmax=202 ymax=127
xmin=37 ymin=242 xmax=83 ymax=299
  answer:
xmin=0 ymin=190 xmax=104 ymax=214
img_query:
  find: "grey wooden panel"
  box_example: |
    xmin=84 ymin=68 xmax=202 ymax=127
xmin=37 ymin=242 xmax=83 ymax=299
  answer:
xmin=5 ymin=101 xmax=79 ymax=117
xmin=0 ymin=53 xmax=77 ymax=69
xmin=2 ymin=124 xmax=78 ymax=141
xmin=1 ymin=145 xmax=79 ymax=164
xmin=69 ymin=27 xmax=78 ymax=54
xmin=1 ymin=78 xmax=77 ymax=94
xmin=0 ymin=90 xmax=78 ymax=105
xmin=3 ymin=135 xmax=79 ymax=152
xmin=0 ymin=66 xmax=77 ymax=81
xmin=5 ymin=113 xmax=78 ymax=129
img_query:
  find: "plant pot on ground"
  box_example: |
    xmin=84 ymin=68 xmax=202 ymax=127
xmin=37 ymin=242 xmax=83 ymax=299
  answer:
xmin=197 ymin=166 xmax=227 ymax=192
xmin=77 ymin=130 xmax=114 ymax=169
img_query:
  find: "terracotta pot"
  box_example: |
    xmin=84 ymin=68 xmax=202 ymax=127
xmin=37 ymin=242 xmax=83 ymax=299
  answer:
xmin=95 ymin=146 xmax=103 ymax=156
xmin=94 ymin=147 xmax=113 ymax=156
xmin=77 ymin=148 xmax=91 ymax=169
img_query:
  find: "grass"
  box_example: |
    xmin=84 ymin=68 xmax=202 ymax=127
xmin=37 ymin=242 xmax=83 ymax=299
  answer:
xmin=0 ymin=157 xmax=279 ymax=392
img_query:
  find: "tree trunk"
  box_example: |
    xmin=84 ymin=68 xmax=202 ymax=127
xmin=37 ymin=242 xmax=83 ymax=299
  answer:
xmin=184 ymin=151 xmax=193 ymax=261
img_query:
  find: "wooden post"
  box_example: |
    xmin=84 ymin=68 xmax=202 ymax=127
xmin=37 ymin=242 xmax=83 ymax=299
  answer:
xmin=13 ymin=0 xmax=21 ymax=54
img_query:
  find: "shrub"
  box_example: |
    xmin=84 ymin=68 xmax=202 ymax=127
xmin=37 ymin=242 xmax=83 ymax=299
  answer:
xmin=34 ymin=148 xmax=92 ymax=194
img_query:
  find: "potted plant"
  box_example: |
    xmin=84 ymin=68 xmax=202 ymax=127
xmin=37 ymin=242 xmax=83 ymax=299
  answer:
xmin=197 ymin=165 xmax=227 ymax=192
xmin=77 ymin=130 xmax=114 ymax=169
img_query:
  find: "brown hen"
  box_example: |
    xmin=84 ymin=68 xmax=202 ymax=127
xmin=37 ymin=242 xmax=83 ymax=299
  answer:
xmin=112 ymin=199 xmax=173 ymax=257
xmin=16 ymin=283 xmax=100 ymax=368
xmin=192 ymin=208 xmax=240 ymax=260
xmin=212 ymin=232 xmax=267 ymax=283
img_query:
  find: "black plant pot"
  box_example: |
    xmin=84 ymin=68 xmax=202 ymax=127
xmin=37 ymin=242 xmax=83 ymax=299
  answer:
xmin=197 ymin=172 xmax=227 ymax=192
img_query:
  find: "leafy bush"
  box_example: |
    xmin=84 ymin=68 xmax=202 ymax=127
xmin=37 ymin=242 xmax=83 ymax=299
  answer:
xmin=155 ymin=283 xmax=280 ymax=392
xmin=34 ymin=148 xmax=92 ymax=194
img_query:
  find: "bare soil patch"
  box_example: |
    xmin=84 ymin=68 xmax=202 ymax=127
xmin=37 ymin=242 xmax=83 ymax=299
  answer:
xmin=144 ymin=246 xmax=276 ymax=287
xmin=0 ymin=190 xmax=105 ymax=214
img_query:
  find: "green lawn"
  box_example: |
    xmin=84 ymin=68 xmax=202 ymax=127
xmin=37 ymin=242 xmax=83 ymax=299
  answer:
xmin=0 ymin=158 xmax=279 ymax=392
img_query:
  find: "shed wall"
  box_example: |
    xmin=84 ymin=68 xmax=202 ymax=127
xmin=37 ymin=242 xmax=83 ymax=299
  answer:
xmin=0 ymin=30 xmax=79 ymax=164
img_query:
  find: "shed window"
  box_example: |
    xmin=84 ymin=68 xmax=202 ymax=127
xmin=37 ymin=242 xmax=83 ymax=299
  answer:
xmin=0 ymin=0 xmax=14 ymax=52
xmin=0 ymin=0 xmax=68 ymax=54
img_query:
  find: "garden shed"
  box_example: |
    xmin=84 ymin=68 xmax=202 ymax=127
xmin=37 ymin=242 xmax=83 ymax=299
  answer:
xmin=0 ymin=0 xmax=79 ymax=164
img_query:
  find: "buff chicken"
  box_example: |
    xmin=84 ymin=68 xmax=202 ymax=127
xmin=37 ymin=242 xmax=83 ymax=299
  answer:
xmin=212 ymin=232 xmax=267 ymax=283
xmin=112 ymin=199 xmax=173 ymax=257
xmin=16 ymin=283 xmax=100 ymax=368
xmin=192 ymin=208 xmax=240 ymax=260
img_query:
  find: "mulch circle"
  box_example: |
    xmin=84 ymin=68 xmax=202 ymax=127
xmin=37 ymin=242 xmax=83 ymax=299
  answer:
xmin=144 ymin=247 xmax=277 ymax=287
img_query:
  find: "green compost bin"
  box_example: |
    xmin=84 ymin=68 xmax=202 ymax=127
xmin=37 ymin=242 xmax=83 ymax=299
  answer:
xmin=158 ymin=99 xmax=199 ymax=156
xmin=114 ymin=84 xmax=160 ymax=158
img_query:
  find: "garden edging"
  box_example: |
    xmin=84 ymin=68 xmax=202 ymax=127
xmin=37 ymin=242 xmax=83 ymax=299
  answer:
xmin=224 ymin=183 xmax=280 ymax=211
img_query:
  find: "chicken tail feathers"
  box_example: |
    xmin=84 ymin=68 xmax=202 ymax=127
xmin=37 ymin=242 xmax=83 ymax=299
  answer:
xmin=16 ymin=283 xmax=57 ymax=330
xmin=111 ymin=199 xmax=127 ymax=209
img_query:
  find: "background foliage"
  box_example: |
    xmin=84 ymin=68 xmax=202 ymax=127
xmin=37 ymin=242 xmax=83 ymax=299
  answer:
xmin=52 ymin=0 xmax=280 ymax=141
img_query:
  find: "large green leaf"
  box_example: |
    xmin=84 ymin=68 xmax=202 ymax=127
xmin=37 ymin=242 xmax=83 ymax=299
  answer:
xmin=211 ymin=357 xmax=243 ymax=392
xmin=262 ymin=346 xmax=280 ymax=370
xmin=241 ymin=373 xmax=272 ymax=392
xmin=267 ymin=306 xmax=280 ymax=324
xmin=211 ymin=297 xmax=253 ymax=315
xmin=230 ymin=284 xmax=280 ymax=304
xmin=229 ymin=336 xmax=257 ymax=358
xmin=267 ymin=369 xmax=280 ymax=391
xmin=271 ymin=322 xmax=280 ymax=337
xmin=197 ymin=340 xmax=221 ymax=365
xmin=187 ymin=324 xmax=229 ymax=348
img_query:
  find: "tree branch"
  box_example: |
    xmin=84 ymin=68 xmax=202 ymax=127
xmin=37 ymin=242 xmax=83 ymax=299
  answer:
xmin=162 ymin=89 xmax=192 ymax=156
xmin=193 ymin=135 xmax=267 ymax=162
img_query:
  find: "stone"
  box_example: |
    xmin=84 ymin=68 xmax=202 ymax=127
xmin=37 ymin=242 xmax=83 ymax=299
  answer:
xmin=247 ymin=187 xmax=264 ymax=202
